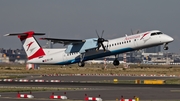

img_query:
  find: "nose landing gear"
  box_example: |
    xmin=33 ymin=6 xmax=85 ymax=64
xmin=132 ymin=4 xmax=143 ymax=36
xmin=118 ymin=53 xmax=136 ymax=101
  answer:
xmin=163 ymin=43 xmax=169 ymax=50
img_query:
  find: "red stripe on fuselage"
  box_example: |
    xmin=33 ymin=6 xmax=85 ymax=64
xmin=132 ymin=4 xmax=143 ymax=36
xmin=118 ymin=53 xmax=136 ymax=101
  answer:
xmin=140 ymin=32 xmax=149 ymax=40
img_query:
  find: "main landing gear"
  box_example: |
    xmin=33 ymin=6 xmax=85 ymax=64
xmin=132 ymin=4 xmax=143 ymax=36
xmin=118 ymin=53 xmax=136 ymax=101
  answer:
xmin=113 ymin=54 xmax=120 ymax=66
xmin=78 ymin=62 xmax=85 ymax=67
xmin=113 ymin=58 xmax=120 ymax=66
xmin=78 ymin=53 xmax=85 ymax=67
xmin=163 ymin=43 xmax=169 ymax=50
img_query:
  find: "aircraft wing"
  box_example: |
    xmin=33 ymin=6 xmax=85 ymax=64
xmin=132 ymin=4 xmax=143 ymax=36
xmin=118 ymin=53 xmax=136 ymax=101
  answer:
xmin=40 ymin=38 xmax=86 ymax=45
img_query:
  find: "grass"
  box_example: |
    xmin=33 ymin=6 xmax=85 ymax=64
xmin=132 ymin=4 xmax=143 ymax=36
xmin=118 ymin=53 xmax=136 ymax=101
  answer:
xmin=0 ymin=63 xmax=179 ymax=75
xmin=0 ymin=88 xmax=46 ymax=92
xmin=0 ymin=75 xmax=25 ymax=79
xmin=0 ymin=86 xmax=86 ymax=92
xmin=165 ymin=78 xmax=180 ymax=84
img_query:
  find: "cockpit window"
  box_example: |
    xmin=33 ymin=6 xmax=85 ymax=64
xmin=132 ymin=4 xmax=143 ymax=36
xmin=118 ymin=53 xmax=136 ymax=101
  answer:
xmin=157 ymin=32 xmax=163 ymax=35
xmin=151 ymin=33 xmax=157 ymax=36
xmin=151 ymin=32 xmax=163 ymax=36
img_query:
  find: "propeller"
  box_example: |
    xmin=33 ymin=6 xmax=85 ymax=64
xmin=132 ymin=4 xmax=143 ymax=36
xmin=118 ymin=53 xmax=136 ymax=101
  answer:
xmin=95 ymin=30 xmax=108 ymax=51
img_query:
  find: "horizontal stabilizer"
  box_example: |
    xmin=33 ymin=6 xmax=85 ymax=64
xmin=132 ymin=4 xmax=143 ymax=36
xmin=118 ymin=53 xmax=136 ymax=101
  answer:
xmin=4 ymin=31 xmax=45 ymax=36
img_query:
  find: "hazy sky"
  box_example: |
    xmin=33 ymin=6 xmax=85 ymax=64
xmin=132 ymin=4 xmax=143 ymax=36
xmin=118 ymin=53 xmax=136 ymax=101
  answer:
xmin=0 ymin=0 xmax=180 ymax=53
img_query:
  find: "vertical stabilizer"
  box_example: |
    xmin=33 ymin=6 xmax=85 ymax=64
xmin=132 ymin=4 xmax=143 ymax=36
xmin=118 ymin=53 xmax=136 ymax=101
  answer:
xmin=4 ymin=31 xmax=46 ymax=60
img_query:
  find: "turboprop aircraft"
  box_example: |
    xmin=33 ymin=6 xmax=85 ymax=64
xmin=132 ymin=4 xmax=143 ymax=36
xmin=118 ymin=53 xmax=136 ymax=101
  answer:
xmin=4 ymin=30 xmax=173 ymax=67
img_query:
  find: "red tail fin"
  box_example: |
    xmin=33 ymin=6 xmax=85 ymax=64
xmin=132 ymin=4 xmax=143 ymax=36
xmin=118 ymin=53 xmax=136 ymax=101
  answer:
xmin=5 ymin=31 xmax=46 ymax=60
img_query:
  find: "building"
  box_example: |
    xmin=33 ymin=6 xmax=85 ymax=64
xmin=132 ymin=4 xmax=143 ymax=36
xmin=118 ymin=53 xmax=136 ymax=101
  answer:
xmin=0 ymin=48 xmax=27 ymax=63
xmin=144 ymin=46 xmax=161 ymax=53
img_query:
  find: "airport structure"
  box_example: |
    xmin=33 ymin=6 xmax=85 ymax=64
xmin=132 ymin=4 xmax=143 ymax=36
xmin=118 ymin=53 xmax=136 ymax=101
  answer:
xmin=144 ymin=46 xmax=161 ymax=53
xmin=87 ymin=46 xmax=180 ymax=65
xmin=0 ymin=48 xmax=27 ymax=63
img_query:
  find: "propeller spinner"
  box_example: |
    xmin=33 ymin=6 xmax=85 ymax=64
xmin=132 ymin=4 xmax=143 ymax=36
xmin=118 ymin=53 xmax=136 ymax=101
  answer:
xmin=95 ymin=30 xmax=108 ymax=51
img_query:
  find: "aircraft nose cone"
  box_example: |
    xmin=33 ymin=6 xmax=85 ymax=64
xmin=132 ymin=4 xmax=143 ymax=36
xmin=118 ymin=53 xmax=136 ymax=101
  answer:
xmin=168 ymin=36 xmax=174 ymax=42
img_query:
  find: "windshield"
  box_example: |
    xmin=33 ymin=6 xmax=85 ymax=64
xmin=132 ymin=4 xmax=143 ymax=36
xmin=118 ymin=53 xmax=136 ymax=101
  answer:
xmin=151 ymin=32 xmax=163 ymax=36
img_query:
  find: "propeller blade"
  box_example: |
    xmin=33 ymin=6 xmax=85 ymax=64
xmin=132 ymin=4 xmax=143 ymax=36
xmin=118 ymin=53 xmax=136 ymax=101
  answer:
xmin=96 ymin=30 xmax=100 ymax=38
xmin=95 ymin=30 xmax=107 ymax=51
xmin=100 ymin=42 xmax=106 ymax=51
xmin=97 ymin=44 xmax=101 ymax=50
xmin=101 ymin=30 xmax=104 ymax=38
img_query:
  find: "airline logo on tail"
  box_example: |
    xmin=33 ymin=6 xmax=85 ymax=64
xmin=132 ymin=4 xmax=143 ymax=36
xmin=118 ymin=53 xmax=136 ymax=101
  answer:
xmin=26 ymin=41 xmax=34 ymax=51
xmin=22 ymin=34 xmax=45 ymax=60
xmin=4 ymin=31 xmax=46 ymax=60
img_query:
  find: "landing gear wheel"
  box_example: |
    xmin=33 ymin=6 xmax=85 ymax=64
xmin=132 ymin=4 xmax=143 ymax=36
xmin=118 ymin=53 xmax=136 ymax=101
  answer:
xmin=163 ymin=46 xmax=168 ymax=50
xmin=113 ymin=59 xmax=119 ymax=66
xmin=78 ymin=62 xmax=85 ymax=67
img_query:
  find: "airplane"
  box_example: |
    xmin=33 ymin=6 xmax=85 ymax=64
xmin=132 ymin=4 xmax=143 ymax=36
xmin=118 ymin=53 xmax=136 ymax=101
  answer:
xmin=4 ymin=30 xmax=174 ymax=67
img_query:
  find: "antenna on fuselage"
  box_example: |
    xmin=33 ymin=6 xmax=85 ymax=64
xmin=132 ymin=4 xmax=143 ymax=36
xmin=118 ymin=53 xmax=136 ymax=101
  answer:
xmin=130 ymin=29 xmax=140 ymax=35
xmin=131 ymin=29 xmax=134 ymax=35
xmin=137 ymin=30 xmax=139 ymax=34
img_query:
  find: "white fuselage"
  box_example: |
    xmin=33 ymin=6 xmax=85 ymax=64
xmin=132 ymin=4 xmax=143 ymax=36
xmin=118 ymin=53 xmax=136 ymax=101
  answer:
xmin=27 ymin=30 xmax=173 ymax=65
